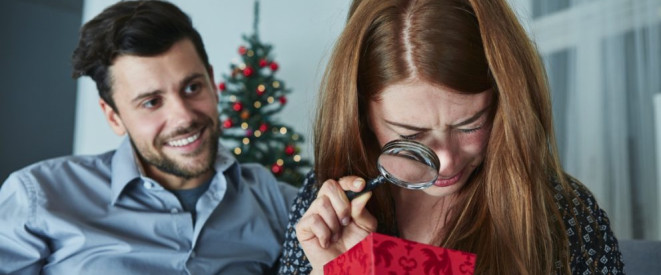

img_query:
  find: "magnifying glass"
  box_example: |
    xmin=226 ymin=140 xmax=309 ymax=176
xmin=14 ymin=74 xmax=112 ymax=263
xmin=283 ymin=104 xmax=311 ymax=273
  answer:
xmin=345 ymin=139 xmax=440 ymax=200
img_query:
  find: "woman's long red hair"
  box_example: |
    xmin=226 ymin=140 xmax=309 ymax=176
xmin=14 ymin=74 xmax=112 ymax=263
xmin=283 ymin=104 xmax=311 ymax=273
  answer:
xmin=314 ymin=0 xmax=573 ymax=273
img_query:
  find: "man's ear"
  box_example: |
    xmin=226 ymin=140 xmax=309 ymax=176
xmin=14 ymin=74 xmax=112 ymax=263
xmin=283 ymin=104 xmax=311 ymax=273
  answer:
xmin=99 ymin=99 xmax=126 ymax=136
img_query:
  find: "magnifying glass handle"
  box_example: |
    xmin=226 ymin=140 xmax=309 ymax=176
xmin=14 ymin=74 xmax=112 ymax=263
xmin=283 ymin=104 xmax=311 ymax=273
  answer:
xmin=345 ymin=175 xmax=385 ymax=200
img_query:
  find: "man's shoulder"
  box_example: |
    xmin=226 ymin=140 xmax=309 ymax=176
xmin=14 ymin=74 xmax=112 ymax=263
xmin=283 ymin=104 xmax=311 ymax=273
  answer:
xmin=231 ymin=162 xmax=297 ymax=205
xmin=14 ymin=151 xmax=115 ymax=177
xmin=234 ymin=162 xmax=279 ymax=187
xmin=4 ymin=150 xmax=116 ymax=191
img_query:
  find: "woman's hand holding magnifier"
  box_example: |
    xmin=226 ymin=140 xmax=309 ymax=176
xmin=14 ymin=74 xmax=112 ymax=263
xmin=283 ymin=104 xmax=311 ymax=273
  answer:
xmin=295 ymin=176 xmax=377 ymax=274
xmin=295 ymin=140 xmax=439 ymax=274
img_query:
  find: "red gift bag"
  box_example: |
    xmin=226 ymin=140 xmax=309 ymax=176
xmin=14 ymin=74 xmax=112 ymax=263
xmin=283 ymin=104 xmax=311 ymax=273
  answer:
xmin=324 ymin=232 xmax=476 ymax=275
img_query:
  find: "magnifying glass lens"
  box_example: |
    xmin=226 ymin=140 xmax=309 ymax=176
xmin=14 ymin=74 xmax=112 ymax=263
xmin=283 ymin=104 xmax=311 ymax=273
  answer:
xmin=345 ymin=140 xmax=440 ymax=200
xmin=378 ymin=153 xmax=437 ymax=186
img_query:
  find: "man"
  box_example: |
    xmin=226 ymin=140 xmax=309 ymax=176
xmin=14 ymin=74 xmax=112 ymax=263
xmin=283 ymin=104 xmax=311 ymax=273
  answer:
xmin=0 ymin=1 xmax=296 ymax=274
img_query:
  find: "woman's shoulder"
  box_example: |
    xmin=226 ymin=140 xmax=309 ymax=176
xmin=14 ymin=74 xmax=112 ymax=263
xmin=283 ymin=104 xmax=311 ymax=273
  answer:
xmin=285 ymin=171 xmax=319 ymax=229
xmin=552 ymin=177 xmax=624 ymax=273
xmin=553 ymin=179 xmax=602 ymax=219
xmin=552 ymin=178 xmax=609 ymax=230
xmin=291 ymin=171 xmax=319 ymax=207
xmin=278 ymin=170 xmax=318 ymax=274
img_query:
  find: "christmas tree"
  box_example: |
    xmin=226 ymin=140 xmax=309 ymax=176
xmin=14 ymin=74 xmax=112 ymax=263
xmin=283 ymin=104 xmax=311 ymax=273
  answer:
xmin=217 ymin=0 xmax=311 ymax=186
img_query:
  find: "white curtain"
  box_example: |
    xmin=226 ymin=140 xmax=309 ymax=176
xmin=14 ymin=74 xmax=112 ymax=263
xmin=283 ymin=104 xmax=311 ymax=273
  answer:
xmin=517 ymin=0 xmax=661 ymax=240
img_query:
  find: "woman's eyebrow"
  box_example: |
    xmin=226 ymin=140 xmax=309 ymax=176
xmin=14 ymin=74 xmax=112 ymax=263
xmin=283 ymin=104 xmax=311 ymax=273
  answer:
xmin=384 ymin=106 xmax=491 ymax=131
xmin=384 ymin=120 xmax=430 ymax=132
xmin=451 ymin=106 xmax=490 ymax=128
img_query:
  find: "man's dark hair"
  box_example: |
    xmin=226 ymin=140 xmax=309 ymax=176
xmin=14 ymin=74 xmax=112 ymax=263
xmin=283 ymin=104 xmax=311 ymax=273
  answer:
xmin=72 ymin=0 xmax=210 ymax=111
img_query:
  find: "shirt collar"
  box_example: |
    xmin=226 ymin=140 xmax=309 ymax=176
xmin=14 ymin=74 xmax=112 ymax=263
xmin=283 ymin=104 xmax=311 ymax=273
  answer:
xmin=110 ymin=138 xmax=142 ymax=205
xmin=110 ymin=137 xmax=237 ymax=205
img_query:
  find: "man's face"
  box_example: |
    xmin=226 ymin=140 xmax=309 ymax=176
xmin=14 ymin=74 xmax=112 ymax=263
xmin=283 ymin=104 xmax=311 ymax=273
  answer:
xmin=101 ymin=39 xmax=220 ymax=182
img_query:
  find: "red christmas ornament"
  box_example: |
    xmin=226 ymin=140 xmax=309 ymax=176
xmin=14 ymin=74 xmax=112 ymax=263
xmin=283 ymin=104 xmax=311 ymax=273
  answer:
xmin=243 ymin=66 xmax=254 ymax=77
xmin=218 ymin=82 xmax=226 ymax=91
xmin=238 ymin=46 xmax=247 ymax=55
xmin=259 ymin=123 xmax=268 ymax=132
xmin=222 ymin=119 xmax=233 ymax=128
xmin=232 ymin=102 xmax=243 ymax=112
xmin=271 ymin=163 xmax=283 ymax=175
xmin=279 ymin=96 xmax=287 ymax=105
xmin=285 ymin=145 xmax=295 ymax=156
xmin=259 ymin=59 xmax=268 ymax=68
xmin=270 ymin=62 xmax=279 ymax=71
xmin=256 ymin=87 xmax=265 ymax=96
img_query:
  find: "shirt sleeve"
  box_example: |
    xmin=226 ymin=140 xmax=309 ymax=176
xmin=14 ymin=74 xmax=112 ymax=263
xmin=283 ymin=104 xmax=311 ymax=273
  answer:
xmin=0 ymin=171 xmax=49 ymax=274
xmin=277 ymin=171 xmax=318 ymax=274
xmin=560 ymin=181 xmax=624 ymax=274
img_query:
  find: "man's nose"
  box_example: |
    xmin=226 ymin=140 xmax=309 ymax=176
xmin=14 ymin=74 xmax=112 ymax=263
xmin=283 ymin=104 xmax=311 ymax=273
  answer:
xmin=167 ymin=97 xmax=196 ymax=126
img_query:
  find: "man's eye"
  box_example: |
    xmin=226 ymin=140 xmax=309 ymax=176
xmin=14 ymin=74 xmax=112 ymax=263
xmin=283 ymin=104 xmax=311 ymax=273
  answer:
xmin=142 ymin=98 xmax=161 ymax=109
xmin=184 ymin=83 xmax=201 ymax=95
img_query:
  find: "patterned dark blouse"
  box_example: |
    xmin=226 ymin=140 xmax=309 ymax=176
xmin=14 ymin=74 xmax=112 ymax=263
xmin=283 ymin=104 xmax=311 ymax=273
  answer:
xmin=277 ymin=172 xmax=624 ymax=274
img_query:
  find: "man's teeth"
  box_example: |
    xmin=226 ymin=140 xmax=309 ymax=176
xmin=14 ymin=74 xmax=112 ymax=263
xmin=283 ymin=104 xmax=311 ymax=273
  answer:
xmin=167 ymin=133 xmax=200 ymax=147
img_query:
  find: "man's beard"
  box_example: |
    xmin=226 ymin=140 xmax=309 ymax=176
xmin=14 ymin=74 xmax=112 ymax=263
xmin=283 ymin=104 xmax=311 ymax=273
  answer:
xmin=130 ymin=119 xmax=221 ymax=180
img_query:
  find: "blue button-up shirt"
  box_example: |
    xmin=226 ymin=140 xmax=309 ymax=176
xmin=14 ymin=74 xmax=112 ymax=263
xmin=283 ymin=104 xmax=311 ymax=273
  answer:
xmin=0 ymin=138 xmax=297 ymax=274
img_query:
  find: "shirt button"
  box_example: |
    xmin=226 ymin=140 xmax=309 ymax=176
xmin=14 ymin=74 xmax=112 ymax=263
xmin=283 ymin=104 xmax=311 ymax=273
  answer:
xmin=170 ymin=208 xmax=179 ymax=214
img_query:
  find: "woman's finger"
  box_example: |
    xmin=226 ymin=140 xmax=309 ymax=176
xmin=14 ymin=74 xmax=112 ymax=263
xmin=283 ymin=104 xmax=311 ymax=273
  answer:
xmin=318 ymin=179 xmax=351 ymax=226
xmin=337 ymin=176 xmax=366 ymax=192
xmin=296 ymin=213 xmax=332 ymax=248
xmin=309 ymin=195 xmax=342 ymax=241
xmin=350 ymin=191 xmax=377 ymax=232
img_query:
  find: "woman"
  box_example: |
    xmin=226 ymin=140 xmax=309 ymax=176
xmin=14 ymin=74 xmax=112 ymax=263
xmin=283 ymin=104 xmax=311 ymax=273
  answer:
xmin=278 ymin=0 xmax=623 ymax=274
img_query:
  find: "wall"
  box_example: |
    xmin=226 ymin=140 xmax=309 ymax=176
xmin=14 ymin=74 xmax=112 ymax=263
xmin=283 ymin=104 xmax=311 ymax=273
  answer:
xmin=0 ymin=0 xmax=82 ymax=181
xmin=74 ymin=0 xmax=352 ymax=162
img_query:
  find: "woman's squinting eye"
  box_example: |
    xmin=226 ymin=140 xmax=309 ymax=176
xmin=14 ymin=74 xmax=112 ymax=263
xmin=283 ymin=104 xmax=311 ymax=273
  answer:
xmin=459 ymin=125 xmax=483 ymax=134
xmin=458 ymin=114 xmax=490 ymax=134
xmin=399 ymin=133 xmax=421 ymax=140
xmin=459 ymin=118 xmax=491 ymax=134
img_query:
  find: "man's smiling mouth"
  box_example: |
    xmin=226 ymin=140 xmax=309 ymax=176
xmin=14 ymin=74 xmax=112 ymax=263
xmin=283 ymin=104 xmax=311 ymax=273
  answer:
xmin=166 ymin=131 xmax=201 ymax=147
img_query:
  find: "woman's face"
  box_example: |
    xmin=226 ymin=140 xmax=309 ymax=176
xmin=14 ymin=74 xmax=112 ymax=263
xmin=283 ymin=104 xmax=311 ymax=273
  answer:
xmin=368 ymin=80 xmax=493 ymax=197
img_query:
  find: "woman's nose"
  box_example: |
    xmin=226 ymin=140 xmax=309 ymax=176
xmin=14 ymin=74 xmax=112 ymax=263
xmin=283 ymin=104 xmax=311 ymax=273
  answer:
xmin=428 ymin=141 xmax=458 ymax=177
